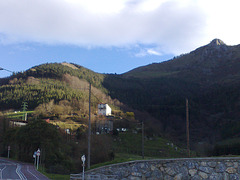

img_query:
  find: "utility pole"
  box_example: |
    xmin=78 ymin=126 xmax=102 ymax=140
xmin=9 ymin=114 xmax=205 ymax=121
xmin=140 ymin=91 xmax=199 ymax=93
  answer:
xmin=142 ymin=121 xmax=144 ymax=159
xmin=186 ymin=98 xmax=190 ymax=157
xmin=87 ymin=83 xmax=91 ymax=169
xmin=22 ymin=102 xmax=28 ymax=121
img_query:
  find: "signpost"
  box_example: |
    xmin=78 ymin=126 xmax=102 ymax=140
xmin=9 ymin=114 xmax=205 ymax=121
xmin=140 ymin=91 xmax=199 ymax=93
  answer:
xmin=36 ymin=148 xmax=40 ymax=170
xmin=7 ymin=146 xmax=10 ymax=158
xmin=81 ymin=155 xmax=86 ymax=180
xmin=33 ymin=151 xmax=37 ymax=166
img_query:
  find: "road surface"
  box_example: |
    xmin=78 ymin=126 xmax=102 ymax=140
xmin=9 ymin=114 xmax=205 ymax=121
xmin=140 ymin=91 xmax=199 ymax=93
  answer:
xmin=0 ymin=157 xmax=49 ymax=180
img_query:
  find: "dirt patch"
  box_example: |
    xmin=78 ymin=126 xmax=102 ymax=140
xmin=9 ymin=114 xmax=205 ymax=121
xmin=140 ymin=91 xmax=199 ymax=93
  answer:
xmin=61 ymin=63 xmax=79 ymax=70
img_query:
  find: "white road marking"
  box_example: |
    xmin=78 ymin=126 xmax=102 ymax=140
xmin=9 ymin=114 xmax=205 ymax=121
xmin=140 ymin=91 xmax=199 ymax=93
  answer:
xmin=0 ymin=159 xmax=17 ymax=165
xmin=0 ymin=165 xmax=7 ymax=179
xmin=0 ymin=163 xmax=13 ymax=165
xmin=16 ymin=164 xmax=27 ymax=180
xmin=27 ymin=165 xmax=40 ymax=180
xmin=0 ymin=159 xmax=48 ymax=180
xmin=0 ymin=159 xmax=26 ymax=180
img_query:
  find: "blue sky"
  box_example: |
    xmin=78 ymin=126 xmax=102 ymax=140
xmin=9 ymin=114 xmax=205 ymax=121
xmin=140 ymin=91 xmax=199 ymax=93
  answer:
xmin=1 ymin=0 xmax=240 ymax=78
xmin=0 ymin=42 xmax=173 ymax=77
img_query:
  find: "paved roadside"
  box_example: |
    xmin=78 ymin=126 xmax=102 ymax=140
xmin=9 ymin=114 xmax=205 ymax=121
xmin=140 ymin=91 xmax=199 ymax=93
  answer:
xmin=0 ymin=157 xmax=49 ymax=180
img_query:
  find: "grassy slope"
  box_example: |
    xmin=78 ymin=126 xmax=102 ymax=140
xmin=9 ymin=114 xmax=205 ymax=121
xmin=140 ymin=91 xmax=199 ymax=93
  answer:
xmin=38 ymin=168 xmax=70 ymax=180
xmin=49 ymin=120 xmax=87 ymax=131
xmin=90 ymin=132 xmax=195 ymax=170
xmin=113 ymin=132 xmax=192 ymax=158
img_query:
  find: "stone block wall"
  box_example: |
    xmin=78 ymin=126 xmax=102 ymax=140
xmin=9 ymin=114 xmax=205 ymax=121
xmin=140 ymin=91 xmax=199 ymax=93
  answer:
xmin=71 ymin=157 xmax=240 ymax=179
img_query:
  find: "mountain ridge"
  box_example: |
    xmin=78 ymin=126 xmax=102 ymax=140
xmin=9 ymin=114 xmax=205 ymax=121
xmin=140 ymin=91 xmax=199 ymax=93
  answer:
xmin=124 ymin=39 xmax=240 ymax=81
xmin=208 ymin=38 xmax=226 ymax=46
xmin=103 ymin=39 xmax=240 ymax=145
xmin=2 ymin=39 xmax=240 ymax=149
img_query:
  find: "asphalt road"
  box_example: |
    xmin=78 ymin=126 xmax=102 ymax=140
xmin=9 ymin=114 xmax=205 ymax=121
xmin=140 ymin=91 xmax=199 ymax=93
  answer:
xmin=0 ymin=157 xmax=49 ymax=180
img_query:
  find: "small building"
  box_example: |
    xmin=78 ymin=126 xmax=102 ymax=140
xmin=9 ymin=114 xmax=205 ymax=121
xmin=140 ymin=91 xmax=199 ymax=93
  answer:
xmin=98 ymin=104 xmax=111 ymax=116
xmin=96 ymin=119 xmax=113 ymax=134
xmin=10 ymin=120 xmax=27 ymax=127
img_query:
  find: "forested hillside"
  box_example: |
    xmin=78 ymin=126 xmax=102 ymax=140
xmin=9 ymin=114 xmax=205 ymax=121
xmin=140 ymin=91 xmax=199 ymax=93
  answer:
xmin=0 ymin=63 xmax=132 ymax=174
xmin=2 ymin=39 xmax=240 ymax=159
xmin=0 ymin=63 xmax=110 ymax=111
xmin=102 ymin=39 xmax=240 ymax=147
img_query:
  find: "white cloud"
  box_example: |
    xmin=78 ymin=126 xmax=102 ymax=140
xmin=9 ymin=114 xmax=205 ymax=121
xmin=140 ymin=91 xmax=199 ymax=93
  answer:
xmin=135 ymin=50 xmax=148 ymax=57
xmin=147 ymin=49 xmax=162 ymax=56
xmin=197 ymin=0 xmax=240 ymax=46
xmin=2 ymin=0 xmax=239 ymax=56
xmin=134 ymin=46 xmax=162 ymax=57
xmin=63 ymin=0 xmax=127 ymax=14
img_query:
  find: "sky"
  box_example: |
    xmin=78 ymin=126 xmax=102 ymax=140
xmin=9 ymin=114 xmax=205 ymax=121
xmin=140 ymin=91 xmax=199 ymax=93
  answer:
xmin=1 ymin=0 xmax=240 ymax=78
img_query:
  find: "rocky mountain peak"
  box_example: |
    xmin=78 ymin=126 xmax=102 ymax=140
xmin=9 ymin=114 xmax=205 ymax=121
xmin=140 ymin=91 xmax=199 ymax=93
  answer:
xmin=208 ymin=39 xmax=226 ymax=46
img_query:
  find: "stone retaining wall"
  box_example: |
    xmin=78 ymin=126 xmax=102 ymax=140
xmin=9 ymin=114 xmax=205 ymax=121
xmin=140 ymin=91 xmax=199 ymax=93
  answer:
xmin=71 ymin=157 xmax=240 ymax=179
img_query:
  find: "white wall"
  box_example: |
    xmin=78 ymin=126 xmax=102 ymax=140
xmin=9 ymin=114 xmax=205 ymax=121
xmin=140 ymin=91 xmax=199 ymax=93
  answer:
xmin=98 ymin=104 xmax=111 ymax=116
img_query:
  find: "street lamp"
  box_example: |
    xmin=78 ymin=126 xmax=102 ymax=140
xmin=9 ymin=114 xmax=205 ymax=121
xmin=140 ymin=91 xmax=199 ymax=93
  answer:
xmin=0 ymin=67 xmax=14 ymax=79
xmin=0 ymin=67 xmax=13 ymax=73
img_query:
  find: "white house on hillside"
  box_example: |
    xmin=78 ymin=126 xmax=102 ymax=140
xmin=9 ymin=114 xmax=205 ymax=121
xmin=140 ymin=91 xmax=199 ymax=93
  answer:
xmin=98 ymin=104 xmax=111 ymax=116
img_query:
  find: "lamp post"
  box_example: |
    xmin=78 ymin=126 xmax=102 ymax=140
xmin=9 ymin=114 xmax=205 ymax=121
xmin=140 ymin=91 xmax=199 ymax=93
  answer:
xmin=0 ymin=67 xmax=13 ymax=78
xmin=0 ymin=67 xmax=13 ymax=73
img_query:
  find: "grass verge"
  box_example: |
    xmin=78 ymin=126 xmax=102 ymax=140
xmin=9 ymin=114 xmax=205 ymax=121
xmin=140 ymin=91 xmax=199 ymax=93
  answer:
xmin=38 ymin=168 xmax=70 ymax=180
xmin=90 ymin=153 xmax=153 ymax=169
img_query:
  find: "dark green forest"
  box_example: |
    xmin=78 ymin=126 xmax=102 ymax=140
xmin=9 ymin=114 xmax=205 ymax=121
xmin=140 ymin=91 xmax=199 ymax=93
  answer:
xmin=0 ymin=117 xmax=114 ymax=174
xmin=15 ymin=63 xmax=105 ymax=89
xmin=0 ymin=63 xmax=108 ymax=111
xmin=0 ymin=80 xmax=85 ymax=110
